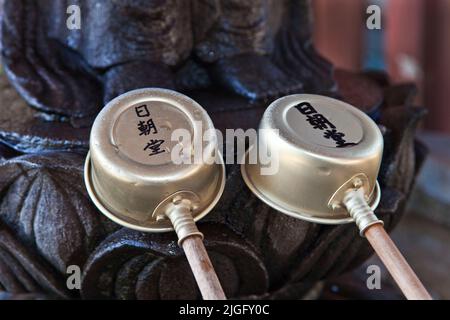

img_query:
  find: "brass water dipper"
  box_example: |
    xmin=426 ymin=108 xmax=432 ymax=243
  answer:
xmin=84 ymin=88 xmax=226 ymax=300
xmin=241 ymin=94 xmax=431 ymax=300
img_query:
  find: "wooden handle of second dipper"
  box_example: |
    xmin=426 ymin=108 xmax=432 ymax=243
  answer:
xmin=182 ymin=235 xmax=226 ymax=300
xmin=364 ymin=224 xmax=432 ymax=300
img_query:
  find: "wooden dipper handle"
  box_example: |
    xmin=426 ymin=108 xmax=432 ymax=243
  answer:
xmin=165 ymin=204 xmax=226 ymax=300
xmin=182 ymin=235 xmax=226 ymax=300
xmin=344 ymin=188 xmax=432 ymax=300
xmin=364 ymin=224 xmax=431 ymax=300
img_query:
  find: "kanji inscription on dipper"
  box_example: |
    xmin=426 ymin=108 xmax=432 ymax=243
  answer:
xmin=294 ymin=102 xmax=357 ymax=148
xmin=134 ymin=105 xmax=166 ymax=156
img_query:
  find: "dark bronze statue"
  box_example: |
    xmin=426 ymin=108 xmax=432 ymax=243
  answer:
xmin=0 ymin=0 xmax=426 ymax=299
xmin=2 ymin=0 xmax=334 ymax=123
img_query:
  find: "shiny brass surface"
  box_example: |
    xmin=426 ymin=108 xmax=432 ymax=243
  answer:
xmin=241 ymin=94 xmax=383 ymax=224
xmin=85 ymin=88 xmax=225 ymax=232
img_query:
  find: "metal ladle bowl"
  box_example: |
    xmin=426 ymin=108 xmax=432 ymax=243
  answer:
xmin=241 ymin=94 xmax=383 ymax=226
xmin=241 ymin=94 xmax=431 ymax=300
xmin=84 ymin=88 xmax=227 ymax=299
xmin=84 ymin=88 xmax=225 ymax=233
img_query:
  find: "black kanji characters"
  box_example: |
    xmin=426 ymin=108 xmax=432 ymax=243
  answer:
xmin=137 ymin=119 xmax=158 ymax=135
xmin=294 ymin=102 xmax=316 ymax=115
xmin=144 ymin=139 xmax=166 ymax=156
xmin=323 ymin=129 xmax=346 ymax=146
xmin=306 ymin=114 xmax=336 ymax=130
xmin=323 ymin=129 xmax=357 ymax=148
xmin=295 ymin=101 xmax=356 ymax=148
xmin=135 ymin=104 xmax=150 ymax=118
xmin=134 ymin=104 xmax=166 ymax=156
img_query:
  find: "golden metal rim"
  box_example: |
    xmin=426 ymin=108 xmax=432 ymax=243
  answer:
xmin=84 ymin=152 xmax=226 ymax=233
xmin=240 ymin=152 xmax=381 ymax=225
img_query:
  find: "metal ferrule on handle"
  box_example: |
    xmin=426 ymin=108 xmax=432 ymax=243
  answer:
xmin=343 ymin=188 xmax=383 ymax=236
xmin=165 ymin=205 xmax=204 ymax=246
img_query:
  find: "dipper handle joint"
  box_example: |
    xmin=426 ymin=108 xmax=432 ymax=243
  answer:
xmin=165 ymin=204 xmax=204 ymax=246
xmin=343 ymin=188 xmax=383 ymax=236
